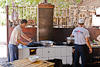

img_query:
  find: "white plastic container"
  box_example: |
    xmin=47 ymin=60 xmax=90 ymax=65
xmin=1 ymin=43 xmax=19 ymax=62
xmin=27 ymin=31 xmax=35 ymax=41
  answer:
xmin=28 ymin=55 xmax=39 ymax=62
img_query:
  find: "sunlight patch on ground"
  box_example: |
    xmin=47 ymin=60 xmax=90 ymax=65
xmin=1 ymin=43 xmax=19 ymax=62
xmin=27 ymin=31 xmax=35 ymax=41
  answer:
xmin=0 ymin=26 xmax=7 ymax=42
xmin=0 ymin=45 xmax=7 ymax=58
xmin=0 ymin=26 xmax=7 ymax=64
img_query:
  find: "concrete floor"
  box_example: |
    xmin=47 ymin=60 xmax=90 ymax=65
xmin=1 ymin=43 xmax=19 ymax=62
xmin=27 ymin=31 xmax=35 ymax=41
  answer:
xmin=0 ymin=25 xmax=7 ymax=64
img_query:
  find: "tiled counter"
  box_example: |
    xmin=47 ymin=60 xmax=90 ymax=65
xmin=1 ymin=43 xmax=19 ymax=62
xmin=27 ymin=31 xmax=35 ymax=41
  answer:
xmin=18 ymin=45 xmax=73 ymax=65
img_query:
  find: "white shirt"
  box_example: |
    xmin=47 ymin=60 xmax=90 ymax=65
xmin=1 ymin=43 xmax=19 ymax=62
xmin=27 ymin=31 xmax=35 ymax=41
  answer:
xmin=72 ymin=27 xmax=90 ymax=45
xmin=9 ymin=25 xmax=24 ymax=45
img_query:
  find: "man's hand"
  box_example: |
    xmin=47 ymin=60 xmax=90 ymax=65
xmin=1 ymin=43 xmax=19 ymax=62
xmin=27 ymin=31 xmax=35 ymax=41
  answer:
xmin=89 ymin=48 xmax=92 ymax=53
xmin=22 ymin=42 xmax=28 ymax=45
xmin=70 ymin=34 xmax=74 ymax=37
xmin=28 ymin=38 xmax=33 ymax=42
xmin=86 ymin=37 xmax=92 ymax=54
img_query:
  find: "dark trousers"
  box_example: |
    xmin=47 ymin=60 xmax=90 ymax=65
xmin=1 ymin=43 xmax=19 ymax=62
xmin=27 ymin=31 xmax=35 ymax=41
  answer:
xmin=74 ymin=44 xmax=89 ymax=67
xmin=8 ymin=44 xmax=18 ymax=62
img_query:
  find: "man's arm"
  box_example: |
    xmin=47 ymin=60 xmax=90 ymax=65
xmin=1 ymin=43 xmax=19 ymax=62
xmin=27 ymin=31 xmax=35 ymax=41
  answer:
xmin=86 ymin=37 xmax=92 ymax=53
xmin=21 ymin=33 xmax=32 ymax=42
xmin=16 ymin=39 xmax=28 ymax=45
xmin=70 ymin=34 xmax=74 ymax=37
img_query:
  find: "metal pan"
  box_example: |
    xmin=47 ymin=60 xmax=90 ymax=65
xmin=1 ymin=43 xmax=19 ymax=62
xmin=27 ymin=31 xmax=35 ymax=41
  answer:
xmin=40 ymin=40 xmax=54 ymax=47
xmin=27 ymin=41 xmax=43 ymax=47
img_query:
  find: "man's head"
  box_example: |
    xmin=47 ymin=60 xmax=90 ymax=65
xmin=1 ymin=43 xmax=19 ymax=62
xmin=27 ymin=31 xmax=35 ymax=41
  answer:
xmin=20 ymin=19 xmax=27 ymax=28
xmin=21 ymin=19 xmax=27 ymax=24
xmin=78 ymin=19 xmax=84 ymax=25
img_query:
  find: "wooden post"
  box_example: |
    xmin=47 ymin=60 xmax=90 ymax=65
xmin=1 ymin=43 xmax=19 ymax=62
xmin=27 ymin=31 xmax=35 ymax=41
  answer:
xmin=22 ymin=6 xmax=23 ymax=19
xmin=6 ymin=5 xmax=9 ymax=58
xmin=43 ymin=0 xmax=48 ymax=3
xmin=58 ymin=17 xmax=60 ymax=28
xmin=66 ymin=9 xmax=67 ymax=28
xmin=6 ymin=5 xmax=9 ymax=46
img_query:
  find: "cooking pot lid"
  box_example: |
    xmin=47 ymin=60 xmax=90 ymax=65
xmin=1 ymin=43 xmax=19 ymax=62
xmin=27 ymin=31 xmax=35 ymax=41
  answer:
xmin=40 ymin=40 xmax=54 ymax=43
xmin=67 ymin=37 xmax=74 ymax=40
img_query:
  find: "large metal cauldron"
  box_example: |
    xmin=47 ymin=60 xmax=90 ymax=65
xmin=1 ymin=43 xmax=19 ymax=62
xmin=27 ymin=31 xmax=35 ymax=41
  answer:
xmin=66 ymin=37 xmax=74 ymax=45
xmin=40 ymin=40 xmax=54 ymax=47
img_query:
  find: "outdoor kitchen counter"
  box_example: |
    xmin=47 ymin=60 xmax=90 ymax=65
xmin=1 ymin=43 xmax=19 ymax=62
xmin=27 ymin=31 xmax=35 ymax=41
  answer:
xmin=18 ymin=45 xmax=73 ymax=65
xmin=0 ymin=58 xmax=55 ymax=67
xmin=17 ymin=44 xmax=100 ymax=65
xmin=91 ymin=45 xmax=100 ymax=48
xmin=18 ymin=45 xmax=73 ymax=49
xmin=91 ymin=42 xmax=100 ymax=48
xmin=18 ymin=44 xmax=100 ymax=49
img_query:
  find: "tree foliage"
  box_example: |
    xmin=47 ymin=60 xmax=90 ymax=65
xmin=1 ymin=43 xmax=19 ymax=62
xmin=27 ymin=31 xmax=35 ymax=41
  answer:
xmin=0 ymin=0 xmax=42 ymax=8
xmin=0 ymin=0 xmax=81 ymax=22
xmin=0 ymin=0 xmax=81 ymax=8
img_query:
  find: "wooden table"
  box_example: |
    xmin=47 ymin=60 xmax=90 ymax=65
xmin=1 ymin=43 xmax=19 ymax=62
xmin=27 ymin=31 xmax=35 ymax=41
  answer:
xmin=0 ymin=58 xmax=55 ymax=67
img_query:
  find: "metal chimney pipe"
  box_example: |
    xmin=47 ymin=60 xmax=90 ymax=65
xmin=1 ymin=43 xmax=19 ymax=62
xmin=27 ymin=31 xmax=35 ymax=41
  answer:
xmin=37 ymin=1 xmax=54 ymax=42
xmin=43 ymin=0 xmax=48 ymax=3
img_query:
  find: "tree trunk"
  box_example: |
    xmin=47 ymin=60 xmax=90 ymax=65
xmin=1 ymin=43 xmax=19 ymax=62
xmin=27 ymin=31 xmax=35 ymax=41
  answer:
xmin=43 ymin=0 xmax=48 ymax=3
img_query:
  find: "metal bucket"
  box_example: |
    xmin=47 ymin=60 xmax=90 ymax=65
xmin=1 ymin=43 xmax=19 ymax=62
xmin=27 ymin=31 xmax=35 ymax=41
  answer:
xmin=66 ymin=37 xmax=74 ymax=45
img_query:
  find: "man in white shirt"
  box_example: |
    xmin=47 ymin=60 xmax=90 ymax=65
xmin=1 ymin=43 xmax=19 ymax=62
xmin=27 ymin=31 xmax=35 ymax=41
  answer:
xmin=70 ymin=19 xmax=92 ymax=67
xmin=8 ymin=19 xmax=32 ymax=62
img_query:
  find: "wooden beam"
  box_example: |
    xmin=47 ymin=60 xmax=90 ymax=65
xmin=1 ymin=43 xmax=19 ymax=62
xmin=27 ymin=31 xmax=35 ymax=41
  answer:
xmin=43 ymin=0 xmax=48 ymax=3
xmin=6 ymin=5 xmax=9 ymax=58
xmin=6 ymin=5 xmax=9 ymax=46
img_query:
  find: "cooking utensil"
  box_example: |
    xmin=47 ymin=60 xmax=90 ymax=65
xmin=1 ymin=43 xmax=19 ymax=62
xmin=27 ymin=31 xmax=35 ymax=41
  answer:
xmin=66 ymin=37 xmax=74 ymax=45
xmin=53 ymin=42 xmax=64 ymax=45
xmin=95 ymin=41 xmax=100 ymax=45
xmin=27 ymin=41 xmax=43 ymax=47
xmin=63 ymin=42 xmax=67 ymax=45
xmin=40 ymin=40 xmax=54 ymax=47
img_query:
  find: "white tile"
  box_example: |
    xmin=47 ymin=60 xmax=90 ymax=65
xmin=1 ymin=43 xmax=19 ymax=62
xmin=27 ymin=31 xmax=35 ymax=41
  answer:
xmin=36 ymin=48 xmax=43 ymax=58
xmin=48 ymin=57 xmax=54 ymax=60
xmin=39 ymin=58 xmax=42 ymax=60
xmin=18 ymin=49 xmax=22 ymax=59
xmin=61 ymin=47 xmax=67 ymax=56
xmin=54 ymin=47 xmax=61 ymax=57
xmin=54 ymin=57 xmax=61 ymax=60
xmin=66 ymin=56 xmax=72 ymax=65
xmin=48 ymin=48 xmax=54 ymax=57
xmin=61 ymin=57 xmax=67 ymax=64
xmin=66 ymin=47 xmax=72 ymax=56
xmin=43 ymin=48 xmax=48 ymax=58
xmin=42 ymin=58 xmax=48 ymax=61
xmin=22 ymin=48 xmax=29 ymax=58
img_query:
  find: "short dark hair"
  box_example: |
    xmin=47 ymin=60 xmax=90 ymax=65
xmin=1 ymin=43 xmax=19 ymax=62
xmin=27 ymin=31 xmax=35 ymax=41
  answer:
xmin=78 ymin=23 xmax=84 ymax=25
xmin=21 ymin=19 xmax=27 ymax=24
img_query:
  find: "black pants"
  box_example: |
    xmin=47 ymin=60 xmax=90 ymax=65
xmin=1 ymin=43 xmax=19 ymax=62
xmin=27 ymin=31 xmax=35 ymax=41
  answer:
xmin=74 ymin=44 xmax=89 ymax=67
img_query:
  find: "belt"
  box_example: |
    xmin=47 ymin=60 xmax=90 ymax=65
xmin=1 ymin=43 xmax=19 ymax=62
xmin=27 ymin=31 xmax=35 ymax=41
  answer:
xmin=9 ymin=44 xmax=18 ymax=46
xmin=75 ymin=44 xmax=87 ymax=46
